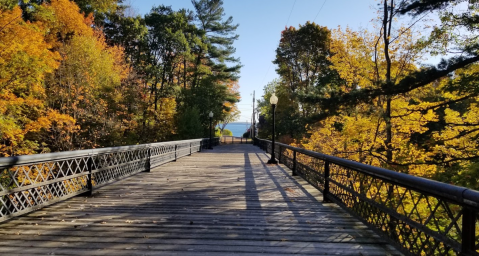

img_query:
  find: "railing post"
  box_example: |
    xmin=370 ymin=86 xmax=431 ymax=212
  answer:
xmin=278 ymin=146 xmax=282 ymax=163
xmin=323 ymin=161 xmax=331 ymax=202
xmin=174 ymin=144 xmax=177 ymax=161
xmin=189 ymin=142 xmax=192 ymax=156
xmin=86 ymin=154 xmax=93 ymax=196
xmin=144 ymin=146 xmax=151 ymax=172
xmin=292 ymin=150 xmax=297 ymax=176
xmin=199 ymin=141 xmax=202 ymax=152
xmin=462 ymin=207 xmax=476 ymax=254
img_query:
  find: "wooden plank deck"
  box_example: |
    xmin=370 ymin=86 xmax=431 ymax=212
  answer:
xmin=0 ymin=144 xmax=401 ymax=256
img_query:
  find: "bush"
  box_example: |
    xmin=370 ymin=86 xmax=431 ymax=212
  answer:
xmin=214 ymin=128 xmax=221 ymax=137
xmin=243 ymin=130 xmax=251 ymax=138
xmin=222 ymin=129 xmax=233 ymax=136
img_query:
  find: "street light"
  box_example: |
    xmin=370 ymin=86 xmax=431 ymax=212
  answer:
xmin=267 ymin=93 xmax=278 ymax=164
xmin=208 ymin=111 xmax=214 ymax=149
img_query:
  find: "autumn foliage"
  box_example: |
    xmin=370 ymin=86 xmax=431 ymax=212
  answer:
xmin=259 ymin=0 xmax=479 ymax=190
xmin=0 ymin=0 xmax=241 ymax=156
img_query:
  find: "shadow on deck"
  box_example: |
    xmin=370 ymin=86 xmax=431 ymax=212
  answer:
xmin=0 ymin=144 xmax=400 ymax=255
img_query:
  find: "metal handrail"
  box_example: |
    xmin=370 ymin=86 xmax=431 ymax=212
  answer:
xmin=255 ymin=137 xmax=479 ymax=256
xmin=0 ymin=137 xmax=219 ymax=223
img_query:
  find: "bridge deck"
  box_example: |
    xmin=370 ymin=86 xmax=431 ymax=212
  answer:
xmin=0 ymin=144 xmax=400 ymax=255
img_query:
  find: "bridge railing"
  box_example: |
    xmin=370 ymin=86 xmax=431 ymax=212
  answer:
xmin=0 ymin=137 xmax=219 ymax=223
xmin=255 ymin=137 xmax=479 ymax=256
xmin=221 ymin=136 xmax=253 ymax=144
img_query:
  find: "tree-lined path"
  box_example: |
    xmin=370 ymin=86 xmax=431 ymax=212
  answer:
xmin=0 ymin=144 xmax=399 ymax=255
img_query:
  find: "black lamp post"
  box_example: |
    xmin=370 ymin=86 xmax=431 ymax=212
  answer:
xmin=267 ymin=93 xmax=278 ymax=164
xmin=208 ymin=111 xmax=214 ymax=149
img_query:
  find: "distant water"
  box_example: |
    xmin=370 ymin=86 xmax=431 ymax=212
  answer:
xmin=221 ymin=122 xmax=251 ymax=137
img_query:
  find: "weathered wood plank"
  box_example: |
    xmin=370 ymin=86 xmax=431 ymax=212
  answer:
xmin=0 ymin=144 xmax=401 ymax=255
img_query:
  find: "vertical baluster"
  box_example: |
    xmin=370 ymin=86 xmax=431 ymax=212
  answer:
xmin=462 ymin=207 xmax=476 ymax=254
xmin=323 ymin=161 xmax=331 ymax=202
xmin=144 ymin=146 xmax=151 ymax=172
xmin=174 ymin=144 xmax=177 ymax=162
xmin=278 ymin=146 xmax=282 ymax=163
xmin=292 ymin=150 xmax=297 ymax=176
xmin=189 ymin=142 xmax=192 ymax=156
xmin=86 ymin=154 xmax=93 ymax=196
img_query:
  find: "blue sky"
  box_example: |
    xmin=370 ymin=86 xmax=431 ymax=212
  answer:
xmin=130 ymin=0 xmax=382 ymax=123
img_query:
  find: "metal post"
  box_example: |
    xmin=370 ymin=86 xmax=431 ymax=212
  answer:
xmin=189 ymin=142 xmax=192 ymax=156
xmin=144 ymin=146 xmax=151 ymax=172
xmin=323 ymin=161 xmax=331 ymax=202
xmin=462 ymin=208 xmax=476 ymax=254
xmin=174 ymin=144 xmax=177 ymax=161
xmin=292 ymin=150 xmax=297 ymax=176
xmin=208 ymin=116 xmax=213 ymax=149
xmin=86 ymin=155 xmax=93 ymax=196
xmin=278 ymin=146 xmax=282 ymax=163
xmin=267 ymin=104 xmax=278 ymax=164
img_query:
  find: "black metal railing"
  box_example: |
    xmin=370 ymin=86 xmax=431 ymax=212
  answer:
xmin=255 ymin=137 xmax=479 ymax=256
xmin=0 ymin=138 xmax=218 ymax=223
xmin=221 ymin=136 xmax=253 ymax=144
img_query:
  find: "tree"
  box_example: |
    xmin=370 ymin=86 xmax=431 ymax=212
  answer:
xmin=218 ymin=109 xmax=240 ymax=134
xmin=0 ymin=6 xmax=76 ymax=156
xmin=190 ymin=0 xmax=241 ymax=88
xmin=259 ymin=22 xmax=336 ymax=142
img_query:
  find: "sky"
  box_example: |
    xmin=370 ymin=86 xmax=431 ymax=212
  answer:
xmin=129 ymin=0 xmax=383 ymax=123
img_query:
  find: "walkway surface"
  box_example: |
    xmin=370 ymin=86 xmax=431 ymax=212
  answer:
xmin=0 ymin=144 xmax=400 ymax=255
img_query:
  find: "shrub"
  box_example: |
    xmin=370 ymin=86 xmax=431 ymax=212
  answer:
xmin=222 ymin=129 xmax=233 ymax=136
xmin=214 ymin=128 xmax=221 ymax=137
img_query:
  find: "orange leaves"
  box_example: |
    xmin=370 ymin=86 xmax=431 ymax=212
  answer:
xmin=0 ymin=6 xmax=65 ymax=156
xmin=45 ymin=0 xmax=93 ymax=41
xmin=25 ymin=110 xmax=77 ymax=134
xmin=0 ymin=7 xmax=60 ymax=91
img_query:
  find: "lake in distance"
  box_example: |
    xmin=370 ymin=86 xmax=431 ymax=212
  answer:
xmin=221 ymin=122 xmax=251 ymax=137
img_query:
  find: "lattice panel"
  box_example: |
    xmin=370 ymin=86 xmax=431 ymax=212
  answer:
xmin=93 ymin=159 xmax=146 ymax=186
xmin=91 ymin=147 xmax=149 ymax=187
xmin=295 ymin=153 xmax=325 ymax=192
xmin=327 ymin=163 xmax=464 ymax=255
xmin=150 ymin=144 xmax=175 ymax=168
xmin=177 ymin=142 xmax=191 ymax=158
xmin=280 ymin=148 xmax=294 ymax=170
xmin=0 ymin=157 xmax=90 ymax=221
xmin=266 ymin=141 xmax=272 ymax=155
xmin=0 ymin=157 xmax=89 ymax=191
xmin=476 ymin=212 xmax=479 ymax=254
xmin=93 ymin=148 xmax=148 ymax=170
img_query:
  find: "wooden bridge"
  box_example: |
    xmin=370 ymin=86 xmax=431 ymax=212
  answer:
xmin=0 ymin=144 xmax=398 ymax=255
xmin=0 ymin=139 xmax=477 ymax=255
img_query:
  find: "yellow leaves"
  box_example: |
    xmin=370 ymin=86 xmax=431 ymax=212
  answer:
xmin=24 ymin=110 xmax=77 ymax=133
xmin=0 ymin=6 xmax=60 ymax=91
xmin=43 ymin=0 xmax=93 ymax=42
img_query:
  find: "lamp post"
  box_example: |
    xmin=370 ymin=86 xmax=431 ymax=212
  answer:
xmin=208 ymin=111 xmax=214 ymax=149
xmin=267 ymin=93 xmax=278 ymax=164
